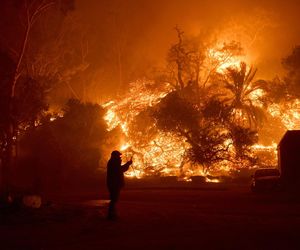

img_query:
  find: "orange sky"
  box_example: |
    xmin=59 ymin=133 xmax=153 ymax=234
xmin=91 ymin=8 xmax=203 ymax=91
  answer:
xmin=43 ymin=0 xmax=300 ymax=103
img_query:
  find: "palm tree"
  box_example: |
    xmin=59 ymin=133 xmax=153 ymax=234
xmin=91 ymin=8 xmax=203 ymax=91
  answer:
xmin=221 ymin=62 xmax=266 ymax=128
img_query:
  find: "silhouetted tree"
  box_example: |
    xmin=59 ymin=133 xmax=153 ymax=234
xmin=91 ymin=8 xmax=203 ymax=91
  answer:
xmin=58 ymin=99 xmax=107 ymax=171
xmin=261 ymin=77 xmax=289 ymax=105
xmin=166 ymin=27 xmax=243 ymax=103
xmin=282 ymin=45 xmax=300 ymax=98
xmin=154 ymin=90 xmax=259 ymax=172
xmin=0 ymin=0 xmax=76 ymax=195
xmin=127 ymin=108 xmax=158 ymax=149
xmin=229 ymin=125 xmax=258 ymax=166
xmin=221 ymin=62 xmax=266 ymax=128
xmin=167 ymin=27 xmax=204 ymax=92
xmin=0 ymin=52 xmax=48 ymax=194
xmin=186 ymin=123 xmax=231 ymax=173
xmin=202 ymin=99 xmax=232 ymax=124
xmin=154 ymin=92 xmax=200 ymax=133
xmin=154 ymin=92 xmax=232 ymax=172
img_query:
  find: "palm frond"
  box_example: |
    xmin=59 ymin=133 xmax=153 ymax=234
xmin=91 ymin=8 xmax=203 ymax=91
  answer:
xmin=244 ymin=66 xmax=257 ymax=90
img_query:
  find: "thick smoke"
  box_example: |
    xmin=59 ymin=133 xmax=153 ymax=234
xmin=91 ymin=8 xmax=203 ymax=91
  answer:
xmin=74 ymin=0 xmax=300 ymax=99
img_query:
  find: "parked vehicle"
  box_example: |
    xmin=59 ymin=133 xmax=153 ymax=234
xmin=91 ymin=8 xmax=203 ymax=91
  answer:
xmin=251 ymin=168 xmax=281 ymax=192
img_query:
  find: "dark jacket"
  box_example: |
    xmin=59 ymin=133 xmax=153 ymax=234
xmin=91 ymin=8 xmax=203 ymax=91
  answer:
xmin=106 ymin=158 xmax=131 ymax=190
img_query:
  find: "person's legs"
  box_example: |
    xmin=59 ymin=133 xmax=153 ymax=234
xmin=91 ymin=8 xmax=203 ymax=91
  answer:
xmin=108 ymin=189 xmax=120 ymax=219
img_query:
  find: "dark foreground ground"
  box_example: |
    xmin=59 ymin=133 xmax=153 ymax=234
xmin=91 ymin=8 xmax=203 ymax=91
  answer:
xmin=1 ymin=184 xmax=300 ymax=250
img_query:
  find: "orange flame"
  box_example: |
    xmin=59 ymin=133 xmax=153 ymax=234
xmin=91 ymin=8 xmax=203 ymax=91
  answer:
xmin=101 ymin=45 xmax=300 ymax=181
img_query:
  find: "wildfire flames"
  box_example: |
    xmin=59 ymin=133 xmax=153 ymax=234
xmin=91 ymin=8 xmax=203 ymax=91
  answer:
xmin=268 ymin=100 xmax=300 ymax=130
xmin=103 ymin=80 xmax=183 ymax=178
xmin=101 ymin=46 xmax=300 ymax=181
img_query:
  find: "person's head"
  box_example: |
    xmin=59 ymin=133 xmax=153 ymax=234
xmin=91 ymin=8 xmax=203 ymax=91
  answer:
xmin=111 ymin=150 xmax=122 ymax=160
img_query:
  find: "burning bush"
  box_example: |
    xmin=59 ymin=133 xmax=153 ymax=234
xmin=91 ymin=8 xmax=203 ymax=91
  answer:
xmin=154 ymin=91 xmax=258 ymax=174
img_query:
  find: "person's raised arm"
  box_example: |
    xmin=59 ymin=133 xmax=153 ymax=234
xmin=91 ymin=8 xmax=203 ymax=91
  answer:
xmin=121 ymin=157 xmax=133 ymax=172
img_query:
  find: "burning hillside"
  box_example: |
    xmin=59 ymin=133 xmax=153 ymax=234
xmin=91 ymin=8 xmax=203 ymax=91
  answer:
xmin=101 ymin=38 xmax=300 ymax=181
xmin=103 ymin=80 xmax=186 ymax=178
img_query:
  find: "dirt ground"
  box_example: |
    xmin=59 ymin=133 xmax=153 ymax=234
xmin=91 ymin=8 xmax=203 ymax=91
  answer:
xmin=1 ymin=184 xmax=300 ymax=249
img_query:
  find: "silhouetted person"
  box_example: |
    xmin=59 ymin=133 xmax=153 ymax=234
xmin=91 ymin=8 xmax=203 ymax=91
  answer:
xmin=106 ymin=150 xmax=132 ymax=220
